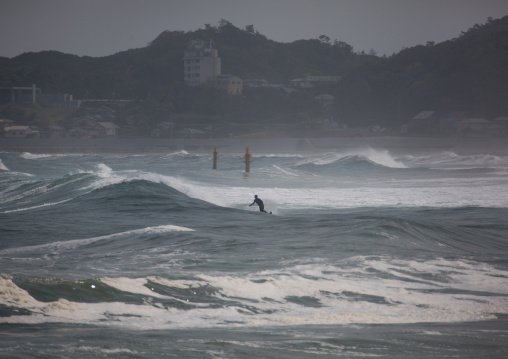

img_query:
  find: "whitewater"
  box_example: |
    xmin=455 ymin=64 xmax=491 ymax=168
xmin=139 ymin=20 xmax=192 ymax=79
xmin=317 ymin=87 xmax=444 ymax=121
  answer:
xmin=1 ymin=140 xmax=508 ymax=358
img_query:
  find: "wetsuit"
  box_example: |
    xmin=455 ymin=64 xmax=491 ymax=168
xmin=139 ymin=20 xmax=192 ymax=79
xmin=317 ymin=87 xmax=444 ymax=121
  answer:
xmin=250 ymin=197 xmax=267 ymax=213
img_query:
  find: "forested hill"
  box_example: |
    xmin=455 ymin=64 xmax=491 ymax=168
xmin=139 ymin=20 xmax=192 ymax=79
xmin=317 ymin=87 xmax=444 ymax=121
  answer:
xmin=334 ymin=16 xmax=508 ymax=127
xmin=1 ymin=16 xmax=508 ymax=132
xmin=0 ymin=20 xmax=372 ymax=99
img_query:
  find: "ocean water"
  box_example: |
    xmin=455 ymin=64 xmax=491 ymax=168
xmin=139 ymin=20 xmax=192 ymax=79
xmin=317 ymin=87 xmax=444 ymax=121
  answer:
xmin=1 ymin=140 xmax=508 ymax=358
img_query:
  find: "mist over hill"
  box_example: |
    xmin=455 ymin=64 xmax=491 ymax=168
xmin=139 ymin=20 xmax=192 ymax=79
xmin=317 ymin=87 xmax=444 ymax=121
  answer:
xmin=1 ymin=20 xmax=368 ymax=96
xmin=1 ymin=17 xmax=507 ymax=136
xmin=335 ymin=16 xmax=508 ymax=128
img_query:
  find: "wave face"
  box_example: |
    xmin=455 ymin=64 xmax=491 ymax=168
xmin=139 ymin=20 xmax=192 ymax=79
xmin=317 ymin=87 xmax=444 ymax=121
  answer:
xmin=1 ymin=147 xmax=508 ymax=358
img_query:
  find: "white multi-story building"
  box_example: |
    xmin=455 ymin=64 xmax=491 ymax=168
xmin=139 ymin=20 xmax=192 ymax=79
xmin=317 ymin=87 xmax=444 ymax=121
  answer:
xmin=183 ymin=40 xmax=221 ymax=86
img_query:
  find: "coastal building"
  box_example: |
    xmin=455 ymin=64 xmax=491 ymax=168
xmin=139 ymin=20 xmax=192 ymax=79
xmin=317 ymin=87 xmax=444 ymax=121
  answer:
xmin=40 ymin=125 xmax=66 ymax=139
xmin=38 ymin=93 xmax=81 ymax=108
xmin=290 ymin=76 xmax=340 ymax=89
xmin=3 ymin=126 xmax=39 ymax=138
xmin=0 ymin=85 xmax=40 ymax=105
xmin=151 ymin=121 xmax=175 ymax=138
xmin=0 ymin=85 xmax=79 ymax=108
xmin=402 ymin=111 xmax=440 ymax=135
xmin=243 ymin=79 xmax=269 ymax=87
xmin=61 ymin=115 xmax=119 ymax=138
xmin=0 ymin=118 xmax=14 ymax=130
xmin=458 ymin=118 xmax=503 ymax=136
xmin=206 ymin=75 xmax=243 ymax=95
xmin=98 ymin=122 xmax=119 ymax=136
xmin=183 ymin=39 xmax=221 ymax=86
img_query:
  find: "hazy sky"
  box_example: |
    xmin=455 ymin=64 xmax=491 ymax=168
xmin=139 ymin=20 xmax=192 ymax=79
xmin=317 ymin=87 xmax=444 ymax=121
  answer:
xmin=2 ymin=0 xmax=508 ymax=58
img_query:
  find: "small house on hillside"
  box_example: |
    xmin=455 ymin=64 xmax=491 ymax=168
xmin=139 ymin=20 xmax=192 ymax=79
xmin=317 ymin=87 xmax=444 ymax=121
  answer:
xmin=402 ymin=111 xmax=440 ymax=135
xmin=61 ymin=114 xmax=119 ymax=137
xmin=40 ymin=125 xmax=66 ymax=139
xmin=151 ymin=121 xmax=175 ymax=138
xmin=458 ymin=118 xmax=503 ymax=136
xmin=4 ymin=126 xmax=39 ymax=138
xmin=290 ymin=76 xmax=340 ymax=89
xmin=243 ymin=79 xmax=269 ymax=87
xmin=67 ymin=127 xmax=89 ymax=138
xmin=98 ymin=122 xmax=119 ymax=136
xmin=0 ymin=118 xmax=14 ymax=130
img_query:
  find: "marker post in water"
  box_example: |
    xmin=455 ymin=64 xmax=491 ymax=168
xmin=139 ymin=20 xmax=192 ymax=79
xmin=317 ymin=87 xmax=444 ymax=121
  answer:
xmin=245 ymin=147 xmax=251 ymax=172
xmin=213 ymin=147 xmax=218 ymax=169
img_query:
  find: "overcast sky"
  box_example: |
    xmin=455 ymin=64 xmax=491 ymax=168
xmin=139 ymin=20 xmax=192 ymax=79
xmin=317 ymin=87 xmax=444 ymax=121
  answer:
xmin=2 ymin=0 xmax=508 ymax=58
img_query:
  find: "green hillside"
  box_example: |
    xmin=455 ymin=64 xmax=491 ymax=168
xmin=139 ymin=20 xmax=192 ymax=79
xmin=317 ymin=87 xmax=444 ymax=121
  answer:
xmin=334 ymin=16 xmax=508 ymax=128
xmin=1 ymin=17 xmax=507 ymax=136
xmin=1 ymin=20 xmax=367 ymax=98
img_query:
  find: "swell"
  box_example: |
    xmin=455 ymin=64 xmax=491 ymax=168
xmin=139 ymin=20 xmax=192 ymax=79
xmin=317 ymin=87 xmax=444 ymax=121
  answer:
xmin=294 ymin=151 xmax=406 ymax=173
xmin=0 ymin=160 xmax=218 ymax=214
xmin=357 ymin=206 xmax=508 ymax=257
xmin=0 ymin=173 xmax=97 ymax=213
xmin=272 ymin=206 xmax=508 ymax=261
xmin=74 ymin=178 xmax=215 ymax=214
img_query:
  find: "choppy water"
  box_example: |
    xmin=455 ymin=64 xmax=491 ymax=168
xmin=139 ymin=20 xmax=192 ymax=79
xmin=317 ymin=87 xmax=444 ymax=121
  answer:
xmin=1 ymin=142 xmax=508 ymax=358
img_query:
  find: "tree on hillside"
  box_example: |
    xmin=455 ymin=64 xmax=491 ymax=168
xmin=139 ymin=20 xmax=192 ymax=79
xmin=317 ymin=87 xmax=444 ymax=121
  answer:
xmin=2 ymin=16 xmax=508 ymax=136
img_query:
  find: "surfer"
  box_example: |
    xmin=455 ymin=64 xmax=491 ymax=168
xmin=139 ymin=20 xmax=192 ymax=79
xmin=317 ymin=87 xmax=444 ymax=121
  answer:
xmin=249 ymin=195 xmax=268 ymax=213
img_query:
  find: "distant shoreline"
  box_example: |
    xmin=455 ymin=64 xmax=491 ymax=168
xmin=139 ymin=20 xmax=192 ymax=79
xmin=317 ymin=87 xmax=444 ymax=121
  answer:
xmin=1 ymin=136 xmax=507 ymax=155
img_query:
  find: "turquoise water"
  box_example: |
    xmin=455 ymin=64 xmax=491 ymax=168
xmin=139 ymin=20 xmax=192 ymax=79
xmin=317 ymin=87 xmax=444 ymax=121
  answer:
xmin=1 ymin=144 xmax=508 ymax=358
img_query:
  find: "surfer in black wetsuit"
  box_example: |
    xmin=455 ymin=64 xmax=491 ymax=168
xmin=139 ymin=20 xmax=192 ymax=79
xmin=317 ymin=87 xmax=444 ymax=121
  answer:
xmin=250 ymin=195 xmax=268 ymax=213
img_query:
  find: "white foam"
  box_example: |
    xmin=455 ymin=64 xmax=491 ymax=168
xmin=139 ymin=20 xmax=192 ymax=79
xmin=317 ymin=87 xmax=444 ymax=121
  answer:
xmin=0 ymin=159 xmax=9 ymax=171
xmin=74 ymin=347 xmax=139 ymax=355
xmin=1 ymin=257 xmax=507 ymax=329
xmin=354 ymin=148 xmax=406 ymax=168
xmin=0 ymin=276 xmax=40 ymax=308
xmin=0 ymin=165 xmax=140 ymax=213
xmin=72 ymin=164 xmax=227 ymax=207
xmin=76 ymin=163 xmax=126 ymax=190
xmin=123 ymin=171 xmax=234 ymax=207
xmin=402 ymin=151 xmax=508 ymax=170
xmin=193 ymin=180 xmax=508 ymax=211
xmin=16 ymin=151 xmax=503 ymax=212
xmin=21 ymin=153 xmax=53 ymax=160
xmin=4 ymin=150 xmax=508 ymax=215
xmin=100 ymin=277 xmax=170 ymax=299
xmin=272 ymin=165 xmax=299 ymax=177
xmin=147 ymin=276 xmax=205 ymax=290
xmin=20 ymin=152 xmax=90 ymax=160
xmin=297 ymin=149 xmax=406 ymax=169
xmin=296 ymin=152 xmax=341 ymax=166
xmin=1 ymin=199 xmax=72 ymax=214
xmin=0 ymin=171 xmax=95 ymax=212
xmin=7 ymin=161 xmax=504 ymax=214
